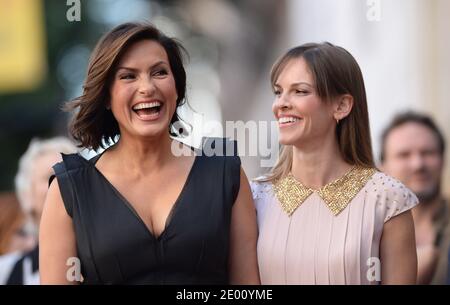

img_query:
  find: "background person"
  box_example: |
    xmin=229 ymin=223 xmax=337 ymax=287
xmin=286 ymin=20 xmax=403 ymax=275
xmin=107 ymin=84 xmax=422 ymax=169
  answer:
xmin=381 ymin=112 xmax=450 ymax=285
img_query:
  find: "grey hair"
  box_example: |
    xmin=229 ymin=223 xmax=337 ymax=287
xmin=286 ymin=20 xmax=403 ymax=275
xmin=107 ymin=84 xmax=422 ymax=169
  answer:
xmin=14 ymin=137 xmax=78 ymax=214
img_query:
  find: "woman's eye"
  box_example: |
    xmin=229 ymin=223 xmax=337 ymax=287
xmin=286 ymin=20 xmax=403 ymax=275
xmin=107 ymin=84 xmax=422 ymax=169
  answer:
xmin=119 ymin=74 xmax=135 ymax=80
xmin=273 ymin=90 xmax=281 ymax=96
xmin=295 ymin=90 xmax=309 ymax=95
xmin=153 ymin=69 xmax=168 ymax=77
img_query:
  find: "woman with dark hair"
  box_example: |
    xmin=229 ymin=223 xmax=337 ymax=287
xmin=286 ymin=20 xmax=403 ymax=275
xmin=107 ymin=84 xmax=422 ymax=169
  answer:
xmin=39 ymin=22 xmax=259 ymax=285
xmin=251 ymin=42 xmax=418 ymax=284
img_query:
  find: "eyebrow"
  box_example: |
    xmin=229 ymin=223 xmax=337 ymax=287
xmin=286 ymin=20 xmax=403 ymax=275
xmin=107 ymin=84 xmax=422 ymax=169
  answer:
xmin=116 ymin=61 xmax=168 ymax=72
xmin=273 ymin=82 xmax=313 ymax=88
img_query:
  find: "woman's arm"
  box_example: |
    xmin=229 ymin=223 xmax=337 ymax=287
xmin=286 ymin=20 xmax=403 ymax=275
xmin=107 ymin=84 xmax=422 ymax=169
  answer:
xmin=380 ymin=210 xmax=417 ymax=284
xmin=228 ymin=168 xmax=260 ymax=284
xmin=39 ymin=179 xmax=78 ymax=284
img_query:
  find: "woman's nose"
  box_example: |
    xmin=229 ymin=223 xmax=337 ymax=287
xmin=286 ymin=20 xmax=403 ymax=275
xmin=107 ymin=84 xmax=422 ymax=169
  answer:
xmin=138 ymin=76 xmax=156 ymax=96
xmin=275 ymin=95 xmax=291 ymax=110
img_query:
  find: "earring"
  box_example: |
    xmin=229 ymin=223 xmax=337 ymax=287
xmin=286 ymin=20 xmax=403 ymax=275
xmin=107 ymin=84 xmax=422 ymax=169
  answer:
xmin=336 ymin=118 xmax=339 ymax=124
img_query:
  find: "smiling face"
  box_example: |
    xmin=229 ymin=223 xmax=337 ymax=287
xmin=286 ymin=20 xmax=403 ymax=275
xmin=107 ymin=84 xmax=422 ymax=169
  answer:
xmin=272 ymin=57 xmax=337 ymax=147
xmin=109 ymin=39 xmax=178 ymax=140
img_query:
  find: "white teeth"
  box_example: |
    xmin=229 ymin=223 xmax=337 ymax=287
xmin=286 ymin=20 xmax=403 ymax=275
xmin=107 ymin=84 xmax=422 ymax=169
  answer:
xmin=279 ymin=117 xmax=299 ymax=124
xmin=132 ymin=102 xmax=161 ymax=110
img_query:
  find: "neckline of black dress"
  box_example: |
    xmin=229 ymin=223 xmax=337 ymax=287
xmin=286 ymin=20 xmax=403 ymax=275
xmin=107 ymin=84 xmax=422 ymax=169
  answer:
xmin=86 ymin=149 xmax=200 ymax=241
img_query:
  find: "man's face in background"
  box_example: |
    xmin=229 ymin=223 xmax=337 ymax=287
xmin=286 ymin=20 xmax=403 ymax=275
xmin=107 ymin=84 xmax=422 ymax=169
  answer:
xmin=383 ymin=122 xmax=444 ymax=203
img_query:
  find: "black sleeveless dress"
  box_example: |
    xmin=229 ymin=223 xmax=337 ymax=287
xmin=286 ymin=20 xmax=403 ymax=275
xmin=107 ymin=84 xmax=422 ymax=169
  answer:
xmin=50 ymin=139 xmax=240 ymax=284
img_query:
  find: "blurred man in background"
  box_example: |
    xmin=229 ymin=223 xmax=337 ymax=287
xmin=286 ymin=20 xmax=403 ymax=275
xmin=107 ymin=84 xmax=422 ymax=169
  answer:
xmin=0 ymin=137 xmax=77 ymax=285
xmin=381 ymin=112 xmax=450 ymax=284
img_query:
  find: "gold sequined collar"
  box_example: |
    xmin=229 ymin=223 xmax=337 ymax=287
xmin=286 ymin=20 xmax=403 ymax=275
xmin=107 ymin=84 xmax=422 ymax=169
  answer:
xmin=272 ymin=167 xmax=377 ymax=216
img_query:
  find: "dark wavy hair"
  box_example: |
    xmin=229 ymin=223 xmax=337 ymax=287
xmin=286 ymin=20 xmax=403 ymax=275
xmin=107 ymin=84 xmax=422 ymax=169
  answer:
xmin=66 ymin=22 xmax=188 ymax=150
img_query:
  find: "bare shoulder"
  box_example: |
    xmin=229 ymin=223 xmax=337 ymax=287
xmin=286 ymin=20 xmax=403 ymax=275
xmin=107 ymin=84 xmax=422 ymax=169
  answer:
xmin=47 ymin=177 xmax=62 ymax=200
xmin=41 ymin=178 xmax=73 ymax=230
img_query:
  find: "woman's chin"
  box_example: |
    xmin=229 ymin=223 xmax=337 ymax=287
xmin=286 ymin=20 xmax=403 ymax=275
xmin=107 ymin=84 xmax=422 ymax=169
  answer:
xmin=131 ymin=125 xmax=168 ymax=140
xmin=278 ymin=135 xmax=300 ymax=146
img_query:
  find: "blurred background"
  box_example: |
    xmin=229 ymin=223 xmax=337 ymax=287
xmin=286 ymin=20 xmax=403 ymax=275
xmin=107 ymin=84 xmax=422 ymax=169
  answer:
xmin=0 ymin=0 xmax=449 ymax=280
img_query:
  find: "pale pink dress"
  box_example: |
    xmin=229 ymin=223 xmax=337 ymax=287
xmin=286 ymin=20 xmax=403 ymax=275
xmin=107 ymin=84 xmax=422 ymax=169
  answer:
xmin=251 ymin=171 xmax=418 ymax=285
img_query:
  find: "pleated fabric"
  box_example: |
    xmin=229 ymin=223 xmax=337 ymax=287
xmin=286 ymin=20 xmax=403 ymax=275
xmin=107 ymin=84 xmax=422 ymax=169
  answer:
xmin=251 ymin=172 xmax=418 ymax=285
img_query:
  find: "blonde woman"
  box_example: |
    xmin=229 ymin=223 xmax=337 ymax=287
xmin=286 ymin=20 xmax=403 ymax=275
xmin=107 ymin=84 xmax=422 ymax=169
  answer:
xmin=251 ymin=42 xmax=418 ymax=284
